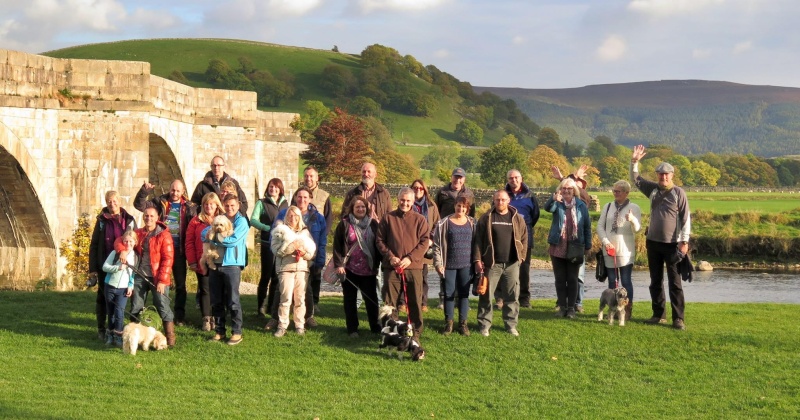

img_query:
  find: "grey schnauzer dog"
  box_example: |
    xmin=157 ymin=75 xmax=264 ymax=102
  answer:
xmin=598 ymin=287 xmax=630 ymax=326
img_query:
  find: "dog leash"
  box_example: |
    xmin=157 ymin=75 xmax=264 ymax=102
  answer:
xmin=606 ymin=247 xmax=620 ymax=289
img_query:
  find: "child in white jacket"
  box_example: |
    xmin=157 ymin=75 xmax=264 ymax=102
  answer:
xmin=270 ymin=206 xmax=316 ymax=337
xmin=102 ymin=231 xmax=138 ymax=347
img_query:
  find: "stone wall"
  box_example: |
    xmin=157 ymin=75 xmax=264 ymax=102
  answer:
xmin=0 ymin=48 xmax=302 ymax=289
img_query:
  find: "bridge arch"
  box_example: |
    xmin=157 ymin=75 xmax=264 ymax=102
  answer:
xmin=148 ymin=133 xmax=184 ymax=195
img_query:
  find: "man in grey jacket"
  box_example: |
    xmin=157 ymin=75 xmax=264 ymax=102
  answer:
xmin=631 ymin=145 xmax=691 ymax=330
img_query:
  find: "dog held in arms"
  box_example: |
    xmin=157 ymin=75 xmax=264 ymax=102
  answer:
xmin=122 ymin=323 xmax=168 ymax=355
xmin=598 ymin=287 xmax=630 ymax=326
xmin=203 ymin=215 xmax=234 ymax=270
xmin=377 ymin=305 xmax=425 ymax=361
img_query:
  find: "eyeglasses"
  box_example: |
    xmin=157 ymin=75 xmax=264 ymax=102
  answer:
xmin=412 ymin=186 xmax=424 ymax=191
xmin=211 ymin=164 xmax=224 ymax=167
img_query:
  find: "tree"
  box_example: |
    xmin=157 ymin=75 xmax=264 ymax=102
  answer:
xmin=691 ymin=160 xmax=721 ymax=186
xmin=458 ymin=151 xmax=481 ymax=173
xmin=479 ymin=134 xmax=529 ymax=188
xmin=362 ymin=116 xmax=394 ymax=154
xmin=301 ymin=108 xmax=373 ymax=182
xmin=375 ymin=150 xmax=419 ymax=184
xmin=563 ymin=140 xmax=583 ymax=160
xmin=348 ymin=96 xmax=381 ymax=117
xmin=455 ymin=119 xmax=483 ymax=146
xmin=585 ymin=141 xmax=609 ymax=164
xmin=205 ymin=58 xmax=232 ymax=84
xmin=320 ymin=64 xmax=358 ymax=97
xmin=536 ymin=127 xmax=563 ymax=154
xmin=237 ymin=56 xmax=255 ymax=75
xmin=597 ymin=156 xmax=627 ymax=186
xmin=594 ymin=135 xmax=616 ymax=154
xmin=667 ymin=155 xmax=693 ymax=186
xmin=420 ymin=144 xmax=461 ymax=174
xmin=527 ymin=145 xmax=568 ymax=187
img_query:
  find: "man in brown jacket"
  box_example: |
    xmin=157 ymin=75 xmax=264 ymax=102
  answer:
xmin=473 ymin=190 xmax=528 ymax=337
xmin=376 ymin=187 xmax=430 ymax=336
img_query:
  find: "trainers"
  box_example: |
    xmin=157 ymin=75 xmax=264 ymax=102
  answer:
xmin=508 ymin=328 xmax=519 ymax=337
xmin=480 ymin=327 xmax=490 ymax=337
xmin=227 ymin=334 xmax=243 ymax=345
xmin=305 ymin=317 xmax=318 ymax=328
xmin=175 ymin=319 xmax=186 ymax=327
xmin=555 ymin=309 xmax=567 ymax=318
xmin=436 ymin=302 xmax=444 ymax=310
xmin=672 ymin=319 xmax=686 ymax=330
xmin=576 ymin=305 xmax=585 ymax=314
xmin=645 ymin=317 xmax=668 ymax=325
xmin=273 ymin=328 xmax=286 ymax=338
xmin=553 ymin=305 xmax=561 ymax=312
xmin=264 ymin=318 xmax=278 ymax=331
xmin=209 ymin=333 xmax=224 ymax=342
xmin=422 ymin=305 xmax=429 ymax=313
xmin=519 ymin=299 xmax=531 ymax=308
xmin=566 ymin=308 xmax=576 ymax=319
xmin=296 ymin=328 xmax=305 ymax=336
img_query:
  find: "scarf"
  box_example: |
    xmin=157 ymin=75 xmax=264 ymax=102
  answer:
xmin=348 ymin=214 xmax=374 ymax=267
xmin=611 ymin=199 xmax=630 ymax=233
xmin=560 ymin=198 xmax=578 ymax=240
xmin=413 ymin=197 xmax=429 ymax=218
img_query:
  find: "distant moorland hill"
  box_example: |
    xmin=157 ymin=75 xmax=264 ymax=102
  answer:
xmin=479 ymin=80 xmax=800 ymax=157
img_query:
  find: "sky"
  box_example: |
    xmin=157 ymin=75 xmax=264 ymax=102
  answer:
xmin=2 ymin=0 xmax=799 ymax=89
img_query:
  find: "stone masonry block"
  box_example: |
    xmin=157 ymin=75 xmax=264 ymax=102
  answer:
xmin=7 ymin=50 xmax=28 ymax=66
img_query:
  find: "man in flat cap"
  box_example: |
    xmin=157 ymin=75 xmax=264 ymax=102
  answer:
xmin=631 ymin=145 xmax=691 ymax=330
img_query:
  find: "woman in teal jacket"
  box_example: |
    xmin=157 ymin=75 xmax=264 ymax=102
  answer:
xmin=545 ymin=177 xmax=592 ymax=319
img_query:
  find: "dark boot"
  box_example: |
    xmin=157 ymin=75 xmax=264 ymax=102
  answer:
xmin=458 ymin=320 xmax=471 ymax=336
xmin=625 ymin=302 xmax=633 ymax=321
xmin=164 ymin=321 xmax=176 ymax=348
xmin=442 ymin=320 xmax=453 ymax=336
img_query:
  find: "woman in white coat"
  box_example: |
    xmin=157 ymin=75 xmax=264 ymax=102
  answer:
xmin=597 ymin=180 xmax=641 ymax=321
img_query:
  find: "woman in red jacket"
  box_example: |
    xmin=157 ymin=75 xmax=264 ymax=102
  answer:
xmin=186 ymin=192 xmax=224 ymax=331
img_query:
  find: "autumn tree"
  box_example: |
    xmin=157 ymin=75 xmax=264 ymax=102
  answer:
xmin=479 ymin=134 xmax=529 ymax=188
xmin=301 ymin=108 xmax=373 ymax=182
xmin=376 ymin=150 xmax=419 ymax=184
xmin=527 ymin=144 xmax=568 ymax=187
xmin=690 ymin=160 xmax=721 ymax=186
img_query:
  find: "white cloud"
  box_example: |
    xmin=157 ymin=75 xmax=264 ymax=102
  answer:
xmin=26 ymin=0 xmax=127 ymax=31
xmin=433 ymin=49 xmax=450 ymax=58
xmin=267 ymin=0 xmax=322 ymax=16
xmin=692 ymin=48 xmax=711 ymax=59
xmin=596 ymin=35 xmax=627 ymax=61
xmin=129 ymin=8 xmax=178 ymax=29
xmin=512 ymin=35 xmax=525 ymax=46
xmin=627 ymin=0 xmax=725 ymax=17
xmin=357 ymin=0 xmax=447 ymax=14
xmin=733 ymin=40 xmax=753 ymax=54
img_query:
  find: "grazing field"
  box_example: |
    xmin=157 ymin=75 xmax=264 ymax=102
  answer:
xmin=593 ymin=191 xmax=800 ymax=215
xmin=1 ymin=291 xmax=797 ymax=419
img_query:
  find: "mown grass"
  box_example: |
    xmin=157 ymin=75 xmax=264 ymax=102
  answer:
xmin=0 ymin=291 xmax=797 ymax=419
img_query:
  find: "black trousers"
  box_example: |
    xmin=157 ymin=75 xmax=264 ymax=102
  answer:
xmin=551 ymin=255 xmax=580 ymax=310
xmin=646 ymin=240 xmax=685 ymax=321
xmin=172 ymin=253 xmax=188 ymax=320
xmin=342 ymin=271 xmax=380 ymax=334
xmin=257 ymin=244 xmax=278 ymax=315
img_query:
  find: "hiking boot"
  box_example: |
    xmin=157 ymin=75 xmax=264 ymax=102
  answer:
xmin=227 ymin=334 xmax=243 ymax=345
xmin=519 ymin=299 xmax=531 ymax=308
xmin=442 ymin=320 xmax=453 ymax=336
xmin=113 ymin=334 xmax=123 ymax=348
xmin=508 ymin=328 xmax=519 ymax=337
xmin=273 ymin=328 xmax=286 ymax=338
xmin=264 ymin=318 xmax=278 ymax=331
xmin=201 ymin=317 xmax=213 ymax=332
xmin=625 ymin=303 xmax=633 ymax=321
xmin=672 ymin=319 xmax=686 ymax=330
xmin=555 ymin=308 xmax=568 ymax=318
xmin=305 ymin=317 xmax=318 ymax=328
xmin=645 ymin=317 xmax=668 ymax=325
xmin=458 ymin=321 xmax=471 ymax=336
xmin=163 ymin=321 xmax=176 ymax=348
xmin=296 ymin=328 xmax=305 ymax=336
xmin=566 ymin=308 xmax=576 ymax=319
xmin=209 ymin=333 xmax=224 ymax=342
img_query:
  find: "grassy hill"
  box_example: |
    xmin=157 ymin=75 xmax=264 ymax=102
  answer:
xmin=480 ymin=80 xmax=800 ymax=157
xmin=44 ymin=39 xmax=501 ymax=154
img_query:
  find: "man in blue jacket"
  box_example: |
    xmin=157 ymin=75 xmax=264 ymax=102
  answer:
xmin=203 ymin=194 xmax=250 ymax=345
xmin=505 ymin=169 xmax=540 ymax=308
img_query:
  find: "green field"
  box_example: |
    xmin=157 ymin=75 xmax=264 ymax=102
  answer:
xmin=1 ymin=291 xmax=797 ymax=419
xmin=593 ymin=191 xmax=800 ymax=215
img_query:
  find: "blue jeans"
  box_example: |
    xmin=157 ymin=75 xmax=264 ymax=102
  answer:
xmin=105 ymin=286 xmax=128 ymax=333
xmin=130 ymin=276 xmax=173 ymax=323
xmin=444 ymin=267 xmax=471 ymax=322
xmin=607 ymin=264 xmax=634 ymax=302
xmin=210 ymin=266 xmax=243 ymax=335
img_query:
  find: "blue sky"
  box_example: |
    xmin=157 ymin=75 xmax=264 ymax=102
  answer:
xmin=2 ymin=0 xmax=798 ymax=89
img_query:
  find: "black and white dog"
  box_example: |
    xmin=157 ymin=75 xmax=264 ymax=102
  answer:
xmin=377 ymin=305 xmax=425 ymax=361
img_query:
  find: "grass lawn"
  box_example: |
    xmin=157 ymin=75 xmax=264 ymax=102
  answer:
xmin=1 ymin=291 xmax=797 ymax=419
xmin=593 ymin=191 xmax=800 ymax=215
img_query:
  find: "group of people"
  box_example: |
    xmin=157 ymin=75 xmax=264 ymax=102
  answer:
xmin=89 ymin=144 xmax=692 ymax=350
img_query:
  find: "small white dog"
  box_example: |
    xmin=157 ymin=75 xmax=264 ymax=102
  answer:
xmin=122 ymin=323 xmax=168 ymax=355
xmin=204 ymin=215 xmax=234 ymax=270
xmin=598 ymin=287 xmax=630 ymax=327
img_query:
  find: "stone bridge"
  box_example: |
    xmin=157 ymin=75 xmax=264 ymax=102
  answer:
xmin=0 ymin=48 xmax=303 ymax=289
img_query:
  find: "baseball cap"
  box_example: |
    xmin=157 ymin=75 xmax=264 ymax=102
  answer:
xmin=452 ymin=168 xmax=466 ymax=177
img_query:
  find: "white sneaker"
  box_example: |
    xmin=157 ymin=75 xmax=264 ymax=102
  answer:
xmin=480 ymin=328 xmax=490 ymax=337
xmin=508 ymin=328 xmax=519 ymax=337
